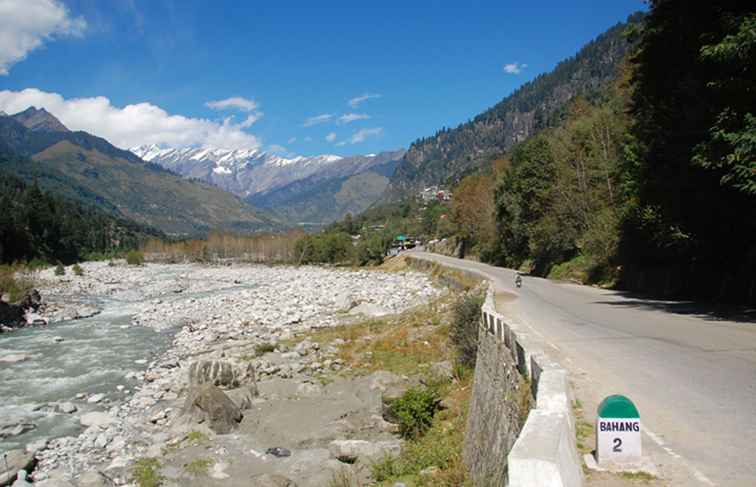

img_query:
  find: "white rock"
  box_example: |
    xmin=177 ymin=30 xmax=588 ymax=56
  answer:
xmin=79 ymin=412 xmax=115 ymax=429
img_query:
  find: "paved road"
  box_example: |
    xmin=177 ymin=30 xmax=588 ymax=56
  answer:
xmin=411 ymin=251 xmax=756 ymax=486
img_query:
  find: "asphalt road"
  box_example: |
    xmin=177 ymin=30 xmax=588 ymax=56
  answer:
xmin=411 ymin=251 xmax=756 ymax=486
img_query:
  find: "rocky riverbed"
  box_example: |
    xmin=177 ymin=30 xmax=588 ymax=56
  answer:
xmin=0 ymin=261 xmax=441 ymax=486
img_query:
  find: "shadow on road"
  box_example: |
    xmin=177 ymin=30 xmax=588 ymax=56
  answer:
xmin=594 ymin=293 xmax=756 ymax=324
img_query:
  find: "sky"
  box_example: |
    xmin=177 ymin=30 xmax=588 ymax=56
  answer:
xmin=0 ymin=0 xmax=644 ymax=157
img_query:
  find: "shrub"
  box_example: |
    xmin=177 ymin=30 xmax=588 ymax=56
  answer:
xmin=126 ymin=250 xmax=145 ymax=266
xmin=183 ymin=458 xmax=213 ymax=477
xmin=390 ymin=386 xmax=440 ymax=439
xmin=72 ymin=263 xmax=84 ymax=276
xmin=54 ymin=263 xmax=66 ymax=276
xmin=131 ymin=458 xmax=163 ymax=487
xmin=0 ymin=265 xmax=35 ymax=302
xmin=254 ymin=342 xmax=277 ymax=356
xmin=450 ymin=290 xmax=484 ymax=368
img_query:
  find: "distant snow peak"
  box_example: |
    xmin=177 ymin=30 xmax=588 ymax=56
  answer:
xmin=129 ymin=144 xmax=399 ymax=199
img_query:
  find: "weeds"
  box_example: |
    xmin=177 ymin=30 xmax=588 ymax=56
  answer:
xmin=0 ymin=265 xmax=35 ymax=302
xmin=254 ymin=342 xmax=277 ymax=356
xmin=450 ymin=289 xmax=484 ymax=368
xmin=183 ymin=458 xmax=214 ymax=477
xmin=131 ymin=458 xmax=163 ymax=487
xmin=126 ymin=250 xmax=145 ymax=266
xmin=54 ymin=262 xmax=66 ymax=276
xmin=72 ymin=263 xmax=84 ymax=276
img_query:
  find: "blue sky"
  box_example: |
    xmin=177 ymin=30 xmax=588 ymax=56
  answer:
xmin=0 ymin=0 xmax=644 ymax=156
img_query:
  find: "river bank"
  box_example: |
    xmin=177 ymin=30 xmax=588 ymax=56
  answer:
xmin=0 ymin=261 xmax=443 ymax=486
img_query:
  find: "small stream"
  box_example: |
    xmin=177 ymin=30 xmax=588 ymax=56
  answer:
xmin=0 ymin=298 xmax=171 ymax=452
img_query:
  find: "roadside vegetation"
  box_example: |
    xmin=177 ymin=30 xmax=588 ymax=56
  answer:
xmin=298 ymin=261 xmax=485 ymax=486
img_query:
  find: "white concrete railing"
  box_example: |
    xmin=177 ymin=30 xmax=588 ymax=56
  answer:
xmin=480 ymin=286 xmax=584 ymax=487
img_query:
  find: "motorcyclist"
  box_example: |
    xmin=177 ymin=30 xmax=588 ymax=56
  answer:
xmin=515 ymin=272 xmax=522 ymax=288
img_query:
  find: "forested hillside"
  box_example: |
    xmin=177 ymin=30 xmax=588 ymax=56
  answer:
xmin=0 ymin=109 xmax=280 ymax=236
xmin=0 ymin=163 xmax=162 ymax=264
xmin=386 ymin=13 xmax=643 ymax=197
xmin=320 ymin=2 xmax=755 ymax=304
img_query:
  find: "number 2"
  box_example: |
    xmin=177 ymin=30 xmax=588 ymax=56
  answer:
xmin=612 ymin=438 xmax=622 ymax=452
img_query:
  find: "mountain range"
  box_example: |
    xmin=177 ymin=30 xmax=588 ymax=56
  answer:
xmin=0 ymin=108 xmax=278 ymax=235
xmin=131 ymin=145 xmax=405 ymax=226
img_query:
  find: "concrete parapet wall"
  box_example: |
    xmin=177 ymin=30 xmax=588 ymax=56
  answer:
xmin=479 ymin=286 xmax=583 ymax=487
xmin=405 ymin=256 xmax=583 ymax=486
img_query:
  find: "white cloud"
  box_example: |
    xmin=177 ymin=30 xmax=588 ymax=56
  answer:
xmin=0 ymin=0 xmax=87 ymax=75
xmin=503 ymin=62 xmax=527 ymax=74
xmin=205 ymin=96 xmax=258 ymax=112
xmin=287 ymin=137 xmax=297 ymax=144
xmin=206 ymin=97 xmax=263 ymax=128
xmin=325 ymin=132 xmax=337 ymax=142
xmin=348 ymin=93 xmax=381 ymax=108
xmin=238 ymin=113 xmax=262 ymax=128
xmin=303 ymin=113 xmax=333 ymax=127
xmin=338 ymin=113 xmax=370 ymax=124
xmin=336 ymin=127 xmax=383 ymax=146
xmin=0 ymin=88 xmax=261 ymax=150
xmin=268 ymin=144 xmax=287 ymax=153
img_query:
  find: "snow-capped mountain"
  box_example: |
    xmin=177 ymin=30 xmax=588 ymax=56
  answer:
xmin=130 ymin=144 xmax=403 ymax=199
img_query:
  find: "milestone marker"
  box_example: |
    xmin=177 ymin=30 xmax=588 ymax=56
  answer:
xmin=596 ymin=394 xmax=641 ymax=466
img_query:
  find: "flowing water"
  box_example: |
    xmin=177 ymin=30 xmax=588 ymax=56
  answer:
xmin=0 ymin=297 xmax=172 ymax=452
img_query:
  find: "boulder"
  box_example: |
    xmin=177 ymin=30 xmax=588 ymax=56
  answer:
xmin=79 ymin=412 xmax=116 ymax=429
xmin=19 ymin=290 xmax=41 ymax=312
xmin=10 ymin=469 xmax=31 ymax=487
xmin=225 ymin=386 xmax=257 ymax=410
xmin=56 ymin=402 xmax=77 ymax=414
xmin=328 ymin=439 xmax=402 ymax=464
xmin=0 ymin=301 xmax=24 ymax=328
xmin=349 ymin=302 xmax=390 ymax=317
xmin=249 ymin=474 xmax=298 ymax=487
xmin=0 ymin=449 xmax=36 ymax=487
xmin=428 ymin=360 xmax=454 ymax=382
xmin=0 ymin=353 xmax=31 ymax=364
xmin=34 ymin=481 xmax=76 ymax=487
xmin=187 ymin=360 xmax=256 ymax=390
xmin=77 ymin=471 xmax=113 ymax=487
xmin=0 ymin=423 xmax=36 ymax=439
xmin=179 ymin=384 xmax=242 ymax=434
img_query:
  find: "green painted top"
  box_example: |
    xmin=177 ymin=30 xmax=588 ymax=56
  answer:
xmin=395 ymin=235 xmax=407 ymax=241
xmin=597 ymin=395 xmax=639 ymax=419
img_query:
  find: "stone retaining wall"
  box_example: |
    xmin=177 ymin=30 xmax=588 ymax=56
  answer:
xmin=406 ymin=255 xmax=583 ymax=487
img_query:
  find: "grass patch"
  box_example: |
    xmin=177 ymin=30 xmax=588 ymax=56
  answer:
xmin=619 ymin=471 xmax=657 ymax=482
xmin=131 ymin=458 xmax=163 ymax=487
xmin=254 ymin=342 xmax=277 ymax=356
xmin=327 ymin=468 xmax=362 ymax=487
xmin=185 ymin=430 xmax=209 ymax=445
xmin=126 ymin=250 xmax=145 ymax=266
xmin=573 ymin=400 xmax=595 ymax=455
xmin=373 ymin=374 xmax=473 ymax=487
xmin=54 ymin=262 xmax=66 ymax=276
xmin=303 ymin=296 xmax=456 ymax=378
xmin=0 ymin=265 xmax=36 ymax=303
xmin=72 ymin=263 xmax=84 ymax=276
xmin=183 ymin=458 xmax=214 ymax=477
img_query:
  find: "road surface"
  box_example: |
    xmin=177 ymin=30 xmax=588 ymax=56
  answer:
xmin=411 ymin=251 xmax=756 ymax=486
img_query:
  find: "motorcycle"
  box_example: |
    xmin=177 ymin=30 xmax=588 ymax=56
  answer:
xmin=515 ymin=274 xmax=522 ymax=288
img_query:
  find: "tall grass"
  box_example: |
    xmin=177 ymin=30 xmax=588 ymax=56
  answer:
xmin=0 ymin=264 xmax=36 ymax=303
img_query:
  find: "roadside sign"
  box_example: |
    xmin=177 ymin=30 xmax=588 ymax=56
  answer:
xmin=596 ymin=395 xmax=641 ymax=465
